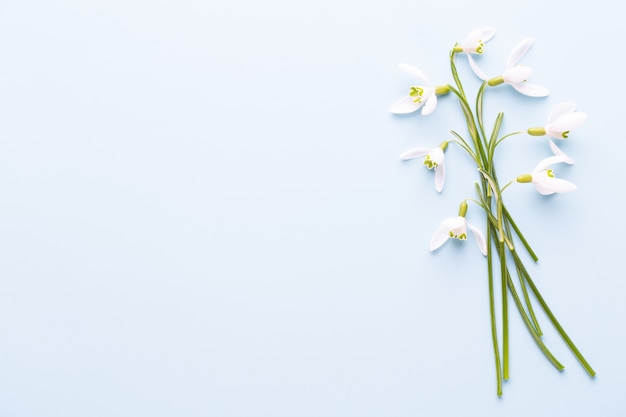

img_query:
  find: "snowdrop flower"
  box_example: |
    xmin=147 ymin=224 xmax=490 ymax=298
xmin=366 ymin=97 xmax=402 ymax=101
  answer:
xmin=400 ymin=141 xmax=448 ymax=192
xmin=390 ymin=64 xmax=450 ymax=115
xmin=486 ymin=38 xmax=549 ymax=97
xmin=429 ymin=202 xmax=487 ymax=256
xmin=452 ymin=27 xmax=496 ymax=80
xmin=516 ymin=156 xmax=577 ymax=195
xmin=527 ymin=103 xmax=587 ymax=164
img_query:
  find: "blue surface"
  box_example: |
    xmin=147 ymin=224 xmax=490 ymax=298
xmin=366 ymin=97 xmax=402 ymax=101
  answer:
xmin=0 ymin=0 xmax=624 ymax=416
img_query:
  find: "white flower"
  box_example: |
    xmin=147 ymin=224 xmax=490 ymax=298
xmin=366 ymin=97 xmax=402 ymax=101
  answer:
xmin=517 ymin=156 xmax=577 ymax=195
xmin=528 ymin=103 xmax=587 ymax=164
xmin=429 ymin=215 xmax=487 ymax=256
xmin=399 ymin=142 xmax=447 ymax=192
xmin=487 ymin=38 xmax=549 ymax=97
xmin=453 ymin=28 xmax=496 ymax=80
xmin=390 ymin=64 xmax=450 ymax=115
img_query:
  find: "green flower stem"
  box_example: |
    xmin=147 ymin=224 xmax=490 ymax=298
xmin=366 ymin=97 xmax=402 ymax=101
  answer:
xmin=499 ymin=241 xmax=509 ymax=380
xmin=448 ymin=85 xmax=488 ymax=168
xmin=514 ymin=259 xmax=543 ymax=336
xmin=502 ymin=216 xmax=543 ymax=336
xmin=449 ymin=51 xmax=466 ymax=100
xmin=476 ymin=81 xmax=487 ymax=138
xmin=475 ymin=81 xmax=492 ymax=163
xmin=450 ymin=130 xmax=478 ymax=164
xmin=487 ymin=225 xmax=503 ymax=396
xmin=511 ymin=250 xmax=596 ymax=377
xmin=489 ymin=228 xmax=565 ymax=371
xmin=502 ymin=205 xmax=539 ymax=262
xmin=505 ymin=266 xmax=565 ymax=371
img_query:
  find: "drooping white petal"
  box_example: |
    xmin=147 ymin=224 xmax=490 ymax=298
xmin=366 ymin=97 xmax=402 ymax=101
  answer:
xmin=399 ymin=146 xmax=430 ymax=160
xmin=463 ymin=27 xmax=496 ymax=51
xmin=390 ymin=96 xmax=423 ymax=114
xmin=506 ymin=37 xmax=533 ymax=69
xmin=429 ymin=222 xmax=451 ymax=251
xmin=533 ymin=155 xmax=571 ymax=172
xmin=428 ymin=147 xmax=445 ymax=165
xmin=421 ymin=93 xmax=438 ymax=115
xmin=547 ymin=102 xmax=577 ymax=124
xmin=398 ymin=63 xmax=430 ymax=83
xmin=445 ymin=216 xmax=467 ymax=238
xmin=548 ymin=112 xmax=588 ymax=134
xmin=510 ymin=82 xmax=549 ymax=97
xmin=434 ymin=163 xmax=445 ymax=193
xmin=467 ymin=54 xmax=487 ymax=80
xmin=466 ymin=222 xmax=487 ymax=256
xmin=533 ymin=174 xmax=577 ymax=195
xmin=548 ymin=138 xmax=574 ymax=164
xmin=503 ymin=65 xmax=532 ymax=83
xmin=532 ymin=178 xmax=555 ymax=195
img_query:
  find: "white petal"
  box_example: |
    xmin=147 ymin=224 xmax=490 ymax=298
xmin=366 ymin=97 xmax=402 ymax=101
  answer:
xmin=399 ymin=146 xmax=429 ymax=160
xmin=510 ymin=82 xmax=550 ymax=97
xmin=390 ymin=96 xmax=422 ymax=114
xmin=434 ymin=163 xmax=445 ymax=193
xmin=547 ymin=102 xmax=577 ymax=124
xmin=445 ymin=216 xmax=467 ymax=236
xmin=532 ymin=181 xmax=556 ymax=195
xmin=421 ymin=94 xmax=438 ymax=115
xmin=549 ymin=112 xmax=588 ymax=133
xmin=503 ymin=65 xmax=532 ymax=83
xmin=398 ymin=63 xmax=430 ymax=83
xmin=533 ymin=175 xmax=577 ymax=194
xmin=533 ymin=155 xmax=570 ymax=172
xmin=506 ymin=37 xmax=533 ymax=68
xmin=467 ymin=54 xmax=487 ymax=80
xmin=464 ymin=27 xmax=496 ymax=47
xmin=429 ymin=147 xmax=445 ymax=165
xmin=548 ymin=139 xmax=574 ymax=164
xmin=467 ymin=222 xmax=487 ymax=256
xmin=429 ymin=222 xmax=451 ymax=251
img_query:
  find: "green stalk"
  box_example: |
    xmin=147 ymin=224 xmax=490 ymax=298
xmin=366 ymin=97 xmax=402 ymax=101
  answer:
xmin=487 ymin=224 xmax=503 ymax=396
xmin=499 ymin=241 xmax=509 ymax=380
xmin=505 ymin=267 xmax=565 ymax=371
xmin=449 ymin=51 xmax=466 ymax=99
xmin=489 ymin=229 xmax=564 ymax=371
xmin=502 ymin=205 xmax=539 ymax=262
xmin=503 ymin=219 xmax=542 ymax=336
xmin=511 ymin=250 xmax=596 ymax=377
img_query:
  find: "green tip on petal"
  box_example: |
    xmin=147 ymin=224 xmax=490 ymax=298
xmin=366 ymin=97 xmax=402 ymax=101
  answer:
xmin=517 ymin=174 xmax=532 ymax=183
xmin=423 ymin=155 xmax=437 ymax=169
xmin=562 ymin=131 xmax=569 ymax=139
xmin=409 ymin=86 xmax=424 ymax=103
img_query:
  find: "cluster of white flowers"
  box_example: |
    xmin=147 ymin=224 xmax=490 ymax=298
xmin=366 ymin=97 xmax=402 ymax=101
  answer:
xmin=391 ymin=28 xmax=586 ymax=255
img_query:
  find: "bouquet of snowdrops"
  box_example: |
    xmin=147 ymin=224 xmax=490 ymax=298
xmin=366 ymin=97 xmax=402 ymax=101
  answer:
xmin=390 ymin=28 xmax=595 ymax=395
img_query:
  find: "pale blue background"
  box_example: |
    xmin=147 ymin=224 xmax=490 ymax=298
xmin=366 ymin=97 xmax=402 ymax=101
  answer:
xmin=0 ymin=0 xmax=623 ymax=416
